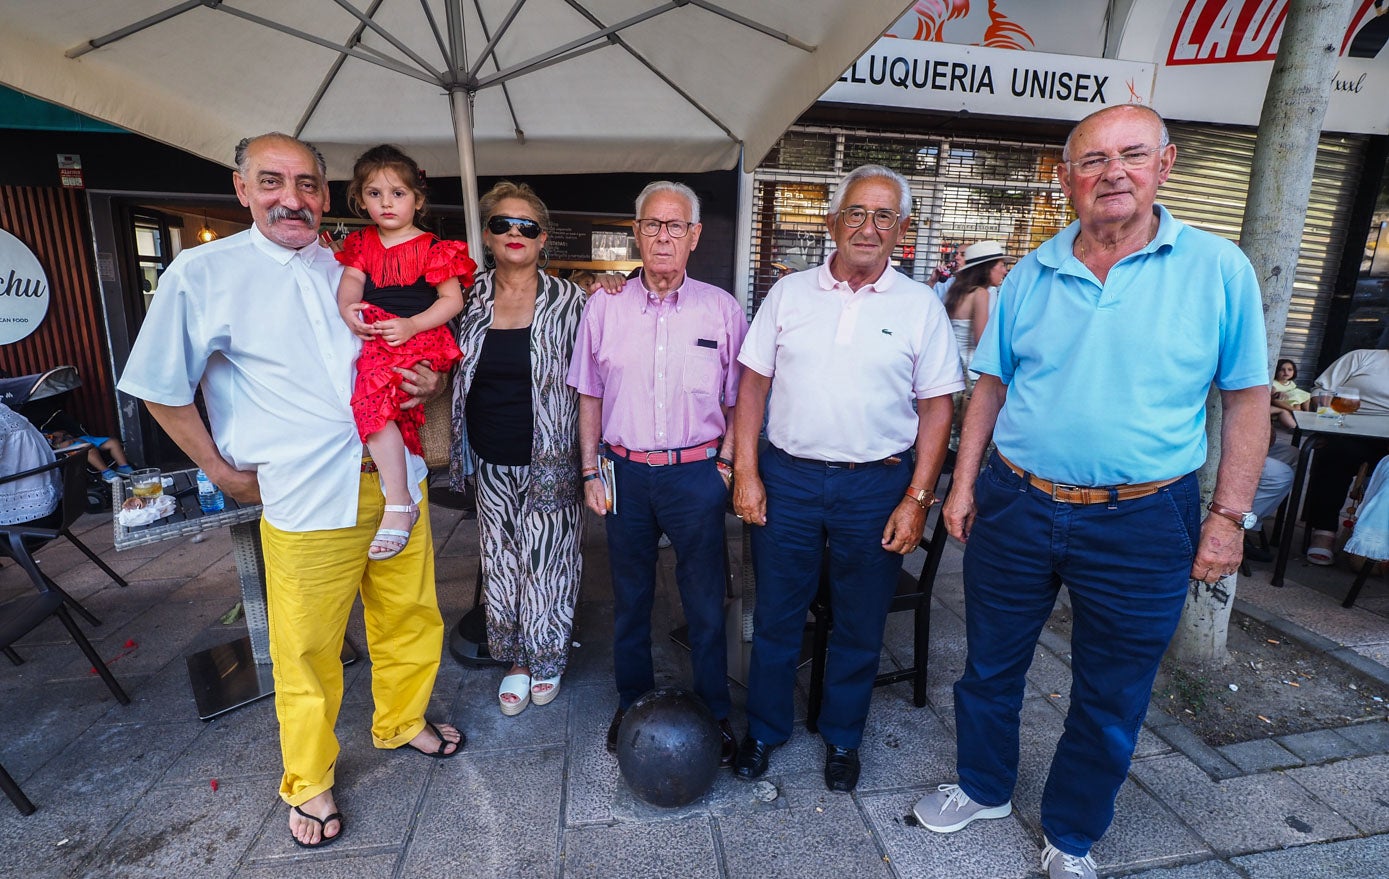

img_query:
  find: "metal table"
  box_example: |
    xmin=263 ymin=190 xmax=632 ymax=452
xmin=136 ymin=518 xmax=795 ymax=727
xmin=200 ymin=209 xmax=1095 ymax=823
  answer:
xmin=112 ymin=469 xmax=353 ymax=719
xmin=1270 ymin=410 xmax=1389 ymax=587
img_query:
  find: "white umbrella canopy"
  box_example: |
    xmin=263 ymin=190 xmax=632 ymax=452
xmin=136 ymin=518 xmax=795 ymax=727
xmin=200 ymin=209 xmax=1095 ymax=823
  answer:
xmin=0 ymin=0 xmax=913 ymax=245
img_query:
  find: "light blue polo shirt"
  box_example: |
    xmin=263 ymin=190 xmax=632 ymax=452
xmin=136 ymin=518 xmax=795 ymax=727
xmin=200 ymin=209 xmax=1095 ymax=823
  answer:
xmin=971 ymin=204 xmax=1268 ymax=486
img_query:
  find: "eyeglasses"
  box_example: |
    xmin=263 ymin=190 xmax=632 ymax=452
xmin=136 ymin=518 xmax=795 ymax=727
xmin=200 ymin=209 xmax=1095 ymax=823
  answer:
xmin=1067 ymin=147 xmax=1159 ymax=177
xmin=837 ymin=207 xmax=902 ymax=230
xmin=487 ymin=215 xmax=543 ymax=238
xmin=635 ymin=218 xmax=692 ymax=238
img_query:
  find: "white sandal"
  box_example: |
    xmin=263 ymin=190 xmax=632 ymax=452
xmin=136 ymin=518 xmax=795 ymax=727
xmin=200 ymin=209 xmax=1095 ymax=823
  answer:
xmin=369 ymin=503 xmax=419 ymax=561
xmin=499 ymin=673 xmax=531 ymax=716
xmin=530 ymin=675 xmax=562 ymax=706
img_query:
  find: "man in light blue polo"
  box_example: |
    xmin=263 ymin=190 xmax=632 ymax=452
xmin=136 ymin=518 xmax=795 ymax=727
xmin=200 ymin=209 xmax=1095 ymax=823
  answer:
xmin=913 ymin=105 xmax=1269 ymax=879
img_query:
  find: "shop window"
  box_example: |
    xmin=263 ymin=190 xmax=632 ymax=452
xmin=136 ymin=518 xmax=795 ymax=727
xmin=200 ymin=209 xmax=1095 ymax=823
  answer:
xmin=749 ymin=126 xmax=1066 ymax=314
xmin=131 ymin=212 xmax=179 ymax=313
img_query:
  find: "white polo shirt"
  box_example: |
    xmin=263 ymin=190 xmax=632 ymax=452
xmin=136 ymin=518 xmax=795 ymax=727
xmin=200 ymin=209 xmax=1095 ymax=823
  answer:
xmin=738 ymin=259 xmax=964 ymax=462
xmin=117 ymin=225 xmax=425 ymax=532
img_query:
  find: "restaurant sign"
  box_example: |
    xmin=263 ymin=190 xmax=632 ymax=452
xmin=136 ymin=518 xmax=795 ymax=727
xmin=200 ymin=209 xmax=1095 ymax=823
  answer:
xmin=0 ymin=228 xmax=51 ymax=345
xmin=823 ymin=38 xmax=1155 ymax=122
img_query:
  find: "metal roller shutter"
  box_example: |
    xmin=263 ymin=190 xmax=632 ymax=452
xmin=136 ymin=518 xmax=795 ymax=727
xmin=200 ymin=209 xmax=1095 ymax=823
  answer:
xmin=1161 ymin=124 xmax=1364 ymax=380
xmin=749 ymin=123 xmax=1365 ymax=378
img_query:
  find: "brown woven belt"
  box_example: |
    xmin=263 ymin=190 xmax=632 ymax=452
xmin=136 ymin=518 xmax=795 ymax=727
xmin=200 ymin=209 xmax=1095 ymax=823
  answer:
xmin=997 ymin=453 xmax=1179 ymax=504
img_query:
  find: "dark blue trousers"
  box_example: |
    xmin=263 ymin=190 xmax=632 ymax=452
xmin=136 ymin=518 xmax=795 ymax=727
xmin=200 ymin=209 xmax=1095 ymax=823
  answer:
xmin=604 ymin=454 xmax=731 ymax=719
xmin=746 ymin=446 xmax=911 ymax=748
xmin=955 ymin=453 xmax=1197 ymax=857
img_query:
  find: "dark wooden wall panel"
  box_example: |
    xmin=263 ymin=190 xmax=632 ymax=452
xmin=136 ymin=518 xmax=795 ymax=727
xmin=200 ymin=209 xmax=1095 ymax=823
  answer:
xmin=0 ymin=185 xmax=113 ymax=434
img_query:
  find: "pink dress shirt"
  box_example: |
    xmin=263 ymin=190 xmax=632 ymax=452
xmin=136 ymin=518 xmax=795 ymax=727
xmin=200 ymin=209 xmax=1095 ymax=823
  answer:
xmin=568 ymin=274 xmax=747 ymax=452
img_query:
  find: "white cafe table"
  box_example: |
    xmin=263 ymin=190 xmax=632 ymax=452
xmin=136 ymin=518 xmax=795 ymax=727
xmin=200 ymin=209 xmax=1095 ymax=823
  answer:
xmin=1270 ymin=410 xmax=1389 ymax=588
xmin=112 ymin=469 xmax=354 ymax=719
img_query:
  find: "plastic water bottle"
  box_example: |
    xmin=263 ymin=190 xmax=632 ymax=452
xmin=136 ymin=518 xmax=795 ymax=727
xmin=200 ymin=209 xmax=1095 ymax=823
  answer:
xmin=196 ymin=469 xmax=224 ymax=513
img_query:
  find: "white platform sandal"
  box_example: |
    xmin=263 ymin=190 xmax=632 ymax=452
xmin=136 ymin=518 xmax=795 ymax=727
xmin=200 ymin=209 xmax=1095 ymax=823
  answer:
xmin=499 ymin=673 xmax=531 ymax=716
xmin=530 ymin=675 xmax=562 ymax=706
xmin=369 ymin=503 xmax=419 ymax=561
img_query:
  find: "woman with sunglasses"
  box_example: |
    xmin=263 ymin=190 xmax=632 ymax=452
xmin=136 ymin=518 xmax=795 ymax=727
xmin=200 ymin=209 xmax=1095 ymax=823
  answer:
xmin=449 ymin=181 xmax=588 ymax=716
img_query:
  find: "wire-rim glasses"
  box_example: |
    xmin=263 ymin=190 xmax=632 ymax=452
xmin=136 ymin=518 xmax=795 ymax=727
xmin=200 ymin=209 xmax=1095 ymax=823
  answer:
xmin=1067 ymin=147 xmax=1159 ymax=177
xmin=838 ymin=207 xmax=902 ymax=230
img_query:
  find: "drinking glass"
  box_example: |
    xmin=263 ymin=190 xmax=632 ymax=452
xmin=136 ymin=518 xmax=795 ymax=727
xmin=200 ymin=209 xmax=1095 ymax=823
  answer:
xmin=130 ymin=468 xmax=163 ymax=498
xmin=1330 ymin=387 xmax=1361 ymax=427
xmin=1311 ymin=388 xmax=1335 ymax=421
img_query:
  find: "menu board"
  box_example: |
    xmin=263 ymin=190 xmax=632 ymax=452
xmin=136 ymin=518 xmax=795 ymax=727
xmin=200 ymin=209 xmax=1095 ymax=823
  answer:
xmin=547 ymin=212 xmax=635 ymax=263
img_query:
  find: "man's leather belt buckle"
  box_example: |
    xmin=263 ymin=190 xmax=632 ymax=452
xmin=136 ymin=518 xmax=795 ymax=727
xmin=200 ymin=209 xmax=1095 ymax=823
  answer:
xmin=1051 ymin=482 xmax=1082 ymax=502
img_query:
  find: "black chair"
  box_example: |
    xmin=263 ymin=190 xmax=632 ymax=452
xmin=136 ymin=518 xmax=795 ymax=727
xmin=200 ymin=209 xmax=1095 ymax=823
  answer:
xmin=805 ymin=477 xmax=952 ymax=734
xmin=0 ymin=448 xmax=129 ymax=632
xmin=0 ymin=527 xmax=131 ymax=814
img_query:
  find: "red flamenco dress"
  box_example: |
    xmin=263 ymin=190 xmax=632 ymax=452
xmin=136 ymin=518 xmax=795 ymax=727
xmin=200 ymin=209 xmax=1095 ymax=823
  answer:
xmin=336 ymin=227 xmax=475 ymax=456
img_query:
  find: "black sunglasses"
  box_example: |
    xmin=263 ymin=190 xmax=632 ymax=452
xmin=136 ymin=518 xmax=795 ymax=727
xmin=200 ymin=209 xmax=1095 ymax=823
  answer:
xmin=487 ymin=215 xmax=542 ymax=239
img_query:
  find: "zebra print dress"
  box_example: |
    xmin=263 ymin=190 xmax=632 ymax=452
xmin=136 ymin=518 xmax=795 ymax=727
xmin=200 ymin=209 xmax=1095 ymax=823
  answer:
xmin=449 ymin=272 xmax=587 ymax=678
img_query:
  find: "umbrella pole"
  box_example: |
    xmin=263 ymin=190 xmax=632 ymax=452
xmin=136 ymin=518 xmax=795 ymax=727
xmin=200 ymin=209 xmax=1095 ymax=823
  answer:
xmin=449 ymin=87 xmax=483 ymax=255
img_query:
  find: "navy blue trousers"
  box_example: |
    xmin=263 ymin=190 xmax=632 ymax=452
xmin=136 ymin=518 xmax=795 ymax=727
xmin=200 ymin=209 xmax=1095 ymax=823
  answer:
xmin=955 ymin=453 xmax=1197 ymax=857
xmin=745 ymin=446 xmax=911 ymax=748
xmin=604 ymin=454 xmax=731 ymax=719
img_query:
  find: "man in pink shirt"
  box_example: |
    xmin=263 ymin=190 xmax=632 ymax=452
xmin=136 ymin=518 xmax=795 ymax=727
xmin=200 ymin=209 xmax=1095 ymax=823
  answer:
xmin=568 ymin=180 xmax=747 ymax=765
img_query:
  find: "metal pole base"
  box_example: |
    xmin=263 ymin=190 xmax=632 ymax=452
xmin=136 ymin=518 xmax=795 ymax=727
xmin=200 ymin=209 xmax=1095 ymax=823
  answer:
xmin=449 ymin=607 xmax=506 ymax=668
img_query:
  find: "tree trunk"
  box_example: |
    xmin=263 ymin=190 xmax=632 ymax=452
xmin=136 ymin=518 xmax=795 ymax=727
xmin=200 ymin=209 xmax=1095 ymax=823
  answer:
xmin=1169 ymin=0 xmax=1357 ymax=664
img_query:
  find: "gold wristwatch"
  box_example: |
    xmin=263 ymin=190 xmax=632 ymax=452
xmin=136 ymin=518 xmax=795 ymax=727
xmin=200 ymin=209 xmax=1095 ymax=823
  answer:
xmin=905 ymin=486 xmax=937 ymax=509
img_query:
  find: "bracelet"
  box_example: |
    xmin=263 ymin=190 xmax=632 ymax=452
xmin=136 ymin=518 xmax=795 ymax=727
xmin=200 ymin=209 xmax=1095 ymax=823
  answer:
xmin=582 ymin=472 xmax=601 ymax=483
xmin=716 ymin=456 xmax=734 ymax=468
xmin=581 ymin=466 xmax=599 ymax=474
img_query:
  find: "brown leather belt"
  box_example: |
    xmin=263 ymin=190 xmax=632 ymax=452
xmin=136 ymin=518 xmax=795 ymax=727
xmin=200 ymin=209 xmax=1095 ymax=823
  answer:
xmin=607 ymin=439 xmax=719 ymax=467
xmin=997 ymin=453 xmax=1179 ymax=504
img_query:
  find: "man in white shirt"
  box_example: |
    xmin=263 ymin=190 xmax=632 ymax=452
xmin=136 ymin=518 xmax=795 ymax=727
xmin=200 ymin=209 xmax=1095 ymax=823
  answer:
xmin=118 ymin=133 xmax=458 ymax=849
xmin=730 ymin=164 xmax=963 ymax=792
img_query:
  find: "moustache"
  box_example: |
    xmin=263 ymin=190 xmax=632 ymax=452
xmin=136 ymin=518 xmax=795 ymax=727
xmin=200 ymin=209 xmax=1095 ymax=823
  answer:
xmin=266 ymin=205 xmax=315 ymax=224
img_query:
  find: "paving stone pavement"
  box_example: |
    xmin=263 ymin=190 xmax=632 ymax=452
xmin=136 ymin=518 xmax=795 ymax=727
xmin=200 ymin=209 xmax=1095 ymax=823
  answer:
xmin=1 ymin=487 xmax=1388 ymax=878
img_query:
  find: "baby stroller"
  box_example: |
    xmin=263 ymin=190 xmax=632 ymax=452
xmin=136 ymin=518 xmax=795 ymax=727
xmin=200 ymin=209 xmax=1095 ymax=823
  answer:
xmin=0 ymin=366 xmax=111 ymax=513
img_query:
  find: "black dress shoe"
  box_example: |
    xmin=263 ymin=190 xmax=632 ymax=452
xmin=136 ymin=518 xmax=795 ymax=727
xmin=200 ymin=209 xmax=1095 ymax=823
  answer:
xmin=718 ymin=720 xmax=736 ymax=767
xmin=732 ymin=736 xmax=777 ymax=779
xmin=605 ymin=708 xmax=625 ymax=754
xmin=824 ymin=745 xmax=860 ymax=792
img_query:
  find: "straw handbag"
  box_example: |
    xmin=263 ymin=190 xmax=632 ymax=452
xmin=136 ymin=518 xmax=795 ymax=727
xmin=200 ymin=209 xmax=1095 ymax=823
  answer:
xmin=417 ymin=374 xmax=454 ymax=470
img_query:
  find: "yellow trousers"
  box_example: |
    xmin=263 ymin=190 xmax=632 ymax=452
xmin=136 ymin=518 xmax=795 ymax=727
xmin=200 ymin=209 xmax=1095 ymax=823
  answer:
xmin=261 ymin=475 xmax=442 ymax=807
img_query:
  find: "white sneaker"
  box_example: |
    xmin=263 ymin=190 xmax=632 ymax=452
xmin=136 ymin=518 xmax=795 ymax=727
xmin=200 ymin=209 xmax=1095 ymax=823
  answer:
xmin=1041 ymin=843 xmax=1097 ymax=879
xmin=912 ymin=783 xmax=1012 ymax=832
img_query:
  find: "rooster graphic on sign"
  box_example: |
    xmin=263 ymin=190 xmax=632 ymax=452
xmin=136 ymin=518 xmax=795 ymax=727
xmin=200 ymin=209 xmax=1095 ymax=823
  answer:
xmin=905 ymin=0 xmax=1035 ymax=50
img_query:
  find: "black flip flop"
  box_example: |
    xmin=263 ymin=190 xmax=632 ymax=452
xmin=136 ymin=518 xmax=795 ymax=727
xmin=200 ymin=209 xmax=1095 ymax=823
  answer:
xmin=404 ymin=720 xmax=465 ymax=758
xmin=291 ymin=805 xmax=345 ymax=849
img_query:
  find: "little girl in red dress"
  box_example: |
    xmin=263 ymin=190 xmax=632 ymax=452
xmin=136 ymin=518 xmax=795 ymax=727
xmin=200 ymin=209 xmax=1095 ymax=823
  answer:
xmin=336 ymin=145 xmax=475 ymax=560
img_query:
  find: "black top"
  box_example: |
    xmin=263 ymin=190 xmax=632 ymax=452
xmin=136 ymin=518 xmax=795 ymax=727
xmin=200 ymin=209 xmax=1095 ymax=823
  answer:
xmin=465 ymin=327 xmax=534 ymax=466
xmin=363 ymin=274 xmax=434 ymax=319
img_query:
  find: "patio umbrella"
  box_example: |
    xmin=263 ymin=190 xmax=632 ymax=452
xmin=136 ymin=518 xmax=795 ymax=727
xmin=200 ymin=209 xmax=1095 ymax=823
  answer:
xmin=0 ymin=0 xmax=914 ymax=246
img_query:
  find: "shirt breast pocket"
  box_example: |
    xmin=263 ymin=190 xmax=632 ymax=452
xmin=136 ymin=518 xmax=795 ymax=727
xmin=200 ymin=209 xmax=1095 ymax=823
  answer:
xmin=683 ymin=346 xmax=721 ymax=396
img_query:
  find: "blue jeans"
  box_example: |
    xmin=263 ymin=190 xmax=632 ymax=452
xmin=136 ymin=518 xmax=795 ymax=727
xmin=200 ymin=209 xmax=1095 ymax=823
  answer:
xmin=604 ymin=454 xmax=731 ymax=719
xmin=955 ymin=453 xmax=1198 ymax=857
xmin=746 ymin=446 xmax=911 ymax=748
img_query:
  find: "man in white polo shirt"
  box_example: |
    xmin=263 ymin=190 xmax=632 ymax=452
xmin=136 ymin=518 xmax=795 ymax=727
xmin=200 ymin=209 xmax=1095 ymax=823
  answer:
xmin=730 ymin=164 xmax=963 ymax=792
xmin=118 ymin=132 xmax=460 ymax=849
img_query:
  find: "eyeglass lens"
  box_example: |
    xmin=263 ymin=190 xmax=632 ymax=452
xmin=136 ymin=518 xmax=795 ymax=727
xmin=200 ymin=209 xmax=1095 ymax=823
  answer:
xmin=635 ymin=219 xmax=690 ymax=238
xmin=488 ymin=216 xmax=542 ymax=238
